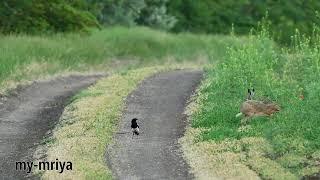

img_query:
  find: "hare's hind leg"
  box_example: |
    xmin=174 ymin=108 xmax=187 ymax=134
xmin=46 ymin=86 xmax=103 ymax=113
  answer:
xmin=240 ymin=113 xmax=252 ymax=124
xmin=241 ymin=117 xmax=250 ymax=124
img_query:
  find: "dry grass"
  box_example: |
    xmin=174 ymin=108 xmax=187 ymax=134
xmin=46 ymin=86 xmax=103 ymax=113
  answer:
xmin=180 ymin=94 xmax=299 ymax=180
xmin=0 ymin=59 xmax=139 ymax=95
xmin=0 ymin=57 xmax=204 ymax=96
xmin=184 ymin=29 xmax=320 ymax=179
xmin=37 ymin=67 xmax=159 ymax=179
xmin=180 ymin=127 xmax=300 ymax=180
xmin=35 ymin=64 xmax=203 ymax=179
xmin=181 ymin=127 xmax=260 ymax=180
xmin=0 ymin=26 xmax=243 ymax=96
xmin=0 ymin=62 xmax=60 ymax=94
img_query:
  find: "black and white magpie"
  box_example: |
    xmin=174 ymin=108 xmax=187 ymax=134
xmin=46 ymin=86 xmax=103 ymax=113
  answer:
xmin=131 ymin=118 xmax=139 ymax=138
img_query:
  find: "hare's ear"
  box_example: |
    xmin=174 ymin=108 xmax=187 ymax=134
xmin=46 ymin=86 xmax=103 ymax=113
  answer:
xmin=248 ymin=89 xmax=251 ymax=93
xmin=252 ymin=88 xmax=255 ymax=92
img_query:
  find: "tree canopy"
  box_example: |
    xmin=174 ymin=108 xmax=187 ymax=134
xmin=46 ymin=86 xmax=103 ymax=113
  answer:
xmin=1 ymin=0 xmax=319 ymax=43
xmin=168 ymin=0 xmax=320 ymax=43
xmin=0 ymin=0 xmax=100 ymax=33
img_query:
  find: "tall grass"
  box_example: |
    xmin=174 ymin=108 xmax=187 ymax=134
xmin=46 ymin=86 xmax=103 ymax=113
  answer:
xmin=191 ymin=27 xmax=320 ymax=178
xmin=0 ymin=26 xmax=245 ymax=93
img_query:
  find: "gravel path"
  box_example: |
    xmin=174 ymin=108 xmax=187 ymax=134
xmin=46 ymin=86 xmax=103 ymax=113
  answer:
xmin=0 ymin=75 xmax=102 ymax=179
xmin=107 ymin=70 xmax=203 ymax=180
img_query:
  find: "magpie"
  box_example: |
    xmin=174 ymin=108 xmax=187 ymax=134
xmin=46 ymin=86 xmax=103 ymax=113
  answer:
xmin=246 ymin=88 xmax=255 ymax=100
xmin=131 ymin=118 xmax=139 ymax=138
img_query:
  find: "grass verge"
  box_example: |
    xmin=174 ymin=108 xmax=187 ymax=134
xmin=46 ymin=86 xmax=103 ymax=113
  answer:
xmin=181 ymin=28 xmax=320 ymax=179
xmin=35 ymin=64 xmax=201 ymax=179
xmin=0 ymin=26 xmax=244 ymax=94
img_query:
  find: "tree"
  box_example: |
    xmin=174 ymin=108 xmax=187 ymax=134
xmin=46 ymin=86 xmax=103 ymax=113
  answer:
xmin=138 ymin=0 xmax=177 ymax=30
xmin=99 ymin=0 xmax=146 ymax=26
xmin=0 ymin=0 xmax=100 ymax=34
xmin=168 ymin=0 xmax=320 ymax=44
xmin=98 ymin=0 xmax=176 ymax=30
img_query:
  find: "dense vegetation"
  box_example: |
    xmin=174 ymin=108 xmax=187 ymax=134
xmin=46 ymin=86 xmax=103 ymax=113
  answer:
xmin=0 ymin=0 xmax=100 ymax=33
xmin=0 ymin=26 xmax=244 ymax=93
xmin=0 ymin=0 xmax=174 ymax=33
xmin=191 ymin=26 xmax=320 ymax=178
xmin=1 ymin=0 xmax=319 ymax=44
xmin=1 ymin=1 xmax=319 ymax=178
xmin=168 ymin=0 xmax=320 ymax=44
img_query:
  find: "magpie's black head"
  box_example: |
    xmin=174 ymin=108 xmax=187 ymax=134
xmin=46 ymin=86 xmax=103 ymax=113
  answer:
xmin=131 ymin=118 xmax=138 ymax=124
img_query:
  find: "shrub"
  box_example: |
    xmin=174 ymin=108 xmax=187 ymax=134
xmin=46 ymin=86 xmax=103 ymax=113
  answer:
xmin=0 ymin=0 xmax=100 ymax=34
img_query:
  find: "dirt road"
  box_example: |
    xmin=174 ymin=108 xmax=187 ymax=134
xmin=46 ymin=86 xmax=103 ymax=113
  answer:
xmin=107 ymin=70 xmax=203 ymax=180
xmin=0 ymin=75 xmax=102 ymax=179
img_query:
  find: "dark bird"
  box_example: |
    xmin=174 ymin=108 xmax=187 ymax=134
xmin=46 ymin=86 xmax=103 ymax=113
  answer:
xmin=131 ymin=118 xmax=139 ymax=138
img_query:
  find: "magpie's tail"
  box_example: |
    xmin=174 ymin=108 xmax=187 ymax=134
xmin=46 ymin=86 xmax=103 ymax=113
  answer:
xmin=132 ymin=127 xmax=140 ymax=136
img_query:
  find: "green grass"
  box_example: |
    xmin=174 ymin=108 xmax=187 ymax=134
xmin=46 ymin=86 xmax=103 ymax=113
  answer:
xmin=188 ymin=28 xmax=320 ymax=178
xmin=1 ymin=26 xmax=245 ymax=179
xmin=0 ymin=26 xmax=245 ymax=93
xmin=5 ymin=25 xmax=318 ymax=179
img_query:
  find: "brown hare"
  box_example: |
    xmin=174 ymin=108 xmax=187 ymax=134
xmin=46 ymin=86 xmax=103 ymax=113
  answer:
xmin=236 ymin=88 xmax=280 ymax=119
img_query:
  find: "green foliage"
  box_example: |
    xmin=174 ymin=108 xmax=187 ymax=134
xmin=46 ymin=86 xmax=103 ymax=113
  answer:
xmin=0 ymin=0 xmax=176 ymax=33
xmin=99 ymin=0 xmax=176 ymax=30
xmin=192 ymin=25 xmax=320 ymax=177
xmin=0 ymin=0 xmax=100 ymax=34
xmin=168 ymin=0 xmax=320 ymax=44
xmin=99 ymin=0 xmax=146 ymax=26
xmin=1 ymin=0 xmax=319 ymax=42
xmin=137 ymin=0 xmax=177 ymax=30
xmin=0 ymin=26 xmax=244 ymax=93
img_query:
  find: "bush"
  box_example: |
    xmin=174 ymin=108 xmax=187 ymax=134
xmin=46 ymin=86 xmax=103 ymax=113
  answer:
xmin=99 ymin=0 xmax=146 ymax=27
xmin=100 ymin=0 xmax=176 ymax=31
xmin=137 ymin=0 xmax=177 ymax=30
xmin=0 ymin=0 xmax=100 ymax=34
